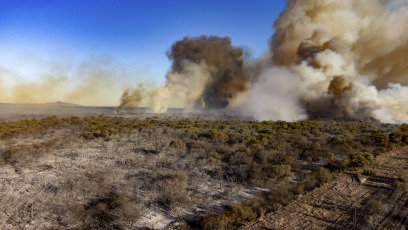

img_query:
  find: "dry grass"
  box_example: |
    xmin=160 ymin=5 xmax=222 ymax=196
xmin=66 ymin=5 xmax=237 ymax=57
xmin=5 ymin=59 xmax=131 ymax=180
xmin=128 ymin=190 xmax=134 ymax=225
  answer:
xmin=0 ymin=115 xmax=404 ymax=229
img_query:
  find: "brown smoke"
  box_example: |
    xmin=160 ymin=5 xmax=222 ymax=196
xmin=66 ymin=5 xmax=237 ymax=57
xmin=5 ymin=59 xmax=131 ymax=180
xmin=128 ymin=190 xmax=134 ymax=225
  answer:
xmin=245 ymin=0 xmax=408 ymax=122
xmin=119 ymin=84 xmax=145 ymax=108
xmin=121 ymin=36 xmax=250 ymax=112
xmin=0 ymin=57 xmax=128 ymax=106
xmin=137 ymin=35 xmax=250 ymax=112
xmin=167 ymin=35 xmax=249 ymax=110
xmin=122 ymin=0 xmax=408 ymax=123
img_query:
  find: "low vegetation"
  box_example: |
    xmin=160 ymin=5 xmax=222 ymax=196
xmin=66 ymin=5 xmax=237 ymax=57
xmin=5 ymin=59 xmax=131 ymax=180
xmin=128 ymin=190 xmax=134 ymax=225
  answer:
xmin=0 ymin=114 xmax=406 ymax=229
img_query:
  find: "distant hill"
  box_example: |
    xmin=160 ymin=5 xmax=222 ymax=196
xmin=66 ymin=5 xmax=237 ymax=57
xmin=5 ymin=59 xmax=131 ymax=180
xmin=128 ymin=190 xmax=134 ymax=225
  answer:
xmin=0 ymin=101 xmax=83 ymax=107
xmin=43 ymin=101 xmax=83 ymax=107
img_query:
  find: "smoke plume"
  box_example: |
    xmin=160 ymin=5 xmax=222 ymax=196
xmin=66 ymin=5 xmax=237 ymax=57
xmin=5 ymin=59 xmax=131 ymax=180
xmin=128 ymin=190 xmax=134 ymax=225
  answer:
xmin=122 ymin=0 xmax=408 ymax=123
xmin=247 ymin=0 xmax=408 ymax=123
xmin=150 ymin=35 xmax=249 ymax=112
xmin=119 ymin=84 xmax=146 ymax=108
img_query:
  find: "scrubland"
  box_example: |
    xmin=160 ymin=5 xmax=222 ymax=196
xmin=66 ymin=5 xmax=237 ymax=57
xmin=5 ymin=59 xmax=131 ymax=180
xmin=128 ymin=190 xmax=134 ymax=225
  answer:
xmin=0 ymin=113 xmax=407 ymax=229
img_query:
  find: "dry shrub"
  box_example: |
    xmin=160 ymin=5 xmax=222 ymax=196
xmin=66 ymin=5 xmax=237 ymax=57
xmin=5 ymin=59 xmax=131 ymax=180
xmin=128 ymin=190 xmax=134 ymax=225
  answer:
xmin=2 ymin=140 xmax=57 ymax=171
xmin=198 ymin=202 xmax=257 ymax=230
xmin=188 ymin=140 xmax=207 ymax=148
xmin=69 ymin=192 xmax=140 ymax=229
xmin=156 ymin=172 xmax=189 ymax=210
xmin=207 ymin=151 xmax=221 ymax=166
xmin=265 ymin=185 xmax=295 ymax=211
xmin=395 ymin=170 xmax=408 ymax=193
xmin=170 ymin=139 xmax=186 ymax=149
xmin=314 ymin=167 xmax=333 ymax=184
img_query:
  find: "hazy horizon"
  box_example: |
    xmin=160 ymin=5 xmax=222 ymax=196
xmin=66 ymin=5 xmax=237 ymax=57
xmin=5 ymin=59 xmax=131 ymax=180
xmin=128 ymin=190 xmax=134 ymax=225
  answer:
xmin=0 ymin=0 xmax=285 ymax=106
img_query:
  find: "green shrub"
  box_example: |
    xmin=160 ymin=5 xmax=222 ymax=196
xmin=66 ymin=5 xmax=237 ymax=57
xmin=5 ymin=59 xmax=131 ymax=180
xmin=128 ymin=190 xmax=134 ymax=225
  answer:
xmin=350 ymin=152 xmax=381 ymax=168
xmin=370 ymin=130 xmax=389 ymax=147
xmin=270 ymin=164 xmax=294 ymax=185
xmin=207 ymin=129 xmax=227 ymax=141
xmin=363 ymin=169 xmax=377 ymax=177
xmin=327 ymin=152 xmax=335 ymax=162
xmin=201 ymin=202 xmax=257 ymax=230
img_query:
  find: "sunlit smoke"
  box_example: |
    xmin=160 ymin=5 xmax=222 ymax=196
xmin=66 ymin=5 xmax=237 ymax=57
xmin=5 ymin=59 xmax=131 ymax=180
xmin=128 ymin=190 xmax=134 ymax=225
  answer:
xmin=123 ymin=35 xmax=250 ymax=113
xmin=119 ymin=84 xmax=146 ymax=108
xmin=248 ymin=0 xmax=408 ymax=123
xmin=0 ymin=57 xmax=130 ymax=106
xmin=122 ymin=0 xmax=408 ymax=123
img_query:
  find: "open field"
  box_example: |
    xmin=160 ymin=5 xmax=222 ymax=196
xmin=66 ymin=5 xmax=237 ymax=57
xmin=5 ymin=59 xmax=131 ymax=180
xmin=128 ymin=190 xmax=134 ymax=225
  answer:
xmin=0 ymin=105 xmax=407 ymax=229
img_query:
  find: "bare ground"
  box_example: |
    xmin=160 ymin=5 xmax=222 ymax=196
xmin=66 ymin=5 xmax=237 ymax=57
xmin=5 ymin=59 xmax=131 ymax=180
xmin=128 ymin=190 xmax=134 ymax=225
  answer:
xmin=0 ymin=125 xmax=259 ymax=229
xmin=241 ymin=147 xmax=408 ymax=230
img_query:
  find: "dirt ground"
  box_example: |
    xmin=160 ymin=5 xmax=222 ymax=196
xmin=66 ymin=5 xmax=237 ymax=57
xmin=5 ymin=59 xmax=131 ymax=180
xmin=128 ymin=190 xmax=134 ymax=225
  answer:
xmin=241 ymin=147 xmax=408 ymax=230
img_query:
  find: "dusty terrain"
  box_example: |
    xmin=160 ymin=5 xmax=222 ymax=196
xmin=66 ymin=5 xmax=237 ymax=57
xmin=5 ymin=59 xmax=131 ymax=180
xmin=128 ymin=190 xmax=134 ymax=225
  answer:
xmin=242 ymin=147 xmax=408 ymax=230
xmin=0 ymin=108 xmax=260 ymax=229
xmin=0 ymin=104 xmax=405 ymax=229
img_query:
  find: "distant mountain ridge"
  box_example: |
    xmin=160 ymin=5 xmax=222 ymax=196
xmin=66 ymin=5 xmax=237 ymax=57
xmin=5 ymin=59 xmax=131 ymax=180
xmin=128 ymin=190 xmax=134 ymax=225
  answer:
xmin=0 ymin=101 xmax=83 ymax=107
xmin=44 ymin=101 xmax=83 ymax=107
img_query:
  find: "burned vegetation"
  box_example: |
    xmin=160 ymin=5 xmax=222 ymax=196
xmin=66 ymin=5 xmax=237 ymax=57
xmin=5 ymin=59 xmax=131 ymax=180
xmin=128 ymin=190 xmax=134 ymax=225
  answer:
xmin=0 ymin=114 xmax=407 ymax=229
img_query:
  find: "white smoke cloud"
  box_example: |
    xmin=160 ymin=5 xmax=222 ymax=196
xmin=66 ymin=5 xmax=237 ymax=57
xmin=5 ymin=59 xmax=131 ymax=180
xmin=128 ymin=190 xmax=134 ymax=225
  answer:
xmin=247 ymin=66 xmax=306 ymax=121
xmin=151 ymin=61 xmax=211 ymax=112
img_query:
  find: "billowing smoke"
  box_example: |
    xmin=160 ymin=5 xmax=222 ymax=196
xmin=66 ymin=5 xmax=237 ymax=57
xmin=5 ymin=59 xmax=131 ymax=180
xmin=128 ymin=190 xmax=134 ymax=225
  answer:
xmin=122 ymin=0 xmax=408 ymax=123
xmin=119 ymin=84 xmax=146 ymax=108
xmin=150 ymin=35 xmax=250 ymax=112
xmin=248 ymin=0 xmax=408 ymax=123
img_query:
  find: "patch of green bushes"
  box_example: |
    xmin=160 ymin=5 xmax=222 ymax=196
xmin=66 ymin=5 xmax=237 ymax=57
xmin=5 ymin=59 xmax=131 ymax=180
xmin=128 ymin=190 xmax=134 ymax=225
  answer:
xmin=198 ymin=202 xmax=257 ymax=230
xmin=349 ymin=152 xmax=381 ymax=168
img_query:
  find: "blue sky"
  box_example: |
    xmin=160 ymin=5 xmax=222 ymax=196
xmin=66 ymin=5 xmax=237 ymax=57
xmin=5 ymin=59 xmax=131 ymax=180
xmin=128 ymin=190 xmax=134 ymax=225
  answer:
xmin=0 ymin=0 xmax=286 ymax=104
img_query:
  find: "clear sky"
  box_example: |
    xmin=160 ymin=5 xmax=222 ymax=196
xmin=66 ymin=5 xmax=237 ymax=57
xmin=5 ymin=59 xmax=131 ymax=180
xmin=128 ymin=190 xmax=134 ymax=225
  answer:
xmin=0 ymin=0 xmax=286 ymax=105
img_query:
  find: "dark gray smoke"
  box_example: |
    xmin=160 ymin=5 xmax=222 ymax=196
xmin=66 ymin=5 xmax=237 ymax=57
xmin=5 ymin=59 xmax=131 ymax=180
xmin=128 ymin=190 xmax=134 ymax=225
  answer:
xmin=165 ymin=35 xmax=249 ymax=110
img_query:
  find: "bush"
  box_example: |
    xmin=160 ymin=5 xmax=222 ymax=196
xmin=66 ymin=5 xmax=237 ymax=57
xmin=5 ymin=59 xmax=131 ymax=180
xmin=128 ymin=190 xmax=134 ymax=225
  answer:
xmin=207 ymin=129 xmax=227 ymax=141
xmin=71 ymin=192 xmax=140 ymax=229
xmin=370 ymin=130 xmax=389 ymax=147
xmin=201 ymin=202 xmax=257 ymax=230
xmin=314 ymin=167 xmax=333 ymax=184
xmin=270 ymin=164 xmax=294 ymax=185
xmin=395 ymin=171 xmax=408 ymax=193
xmin=363 ymin=169 xmax=377 ymax=177
xmin=170 ymin=139 xmax=186 ymax=149
xmin=350 ymin=152 xmax=381 ymax=168
xmin=156 ymin=173 xmax=189 ymax=210
xmin=398 ymin=170 xmax=408 ymax=182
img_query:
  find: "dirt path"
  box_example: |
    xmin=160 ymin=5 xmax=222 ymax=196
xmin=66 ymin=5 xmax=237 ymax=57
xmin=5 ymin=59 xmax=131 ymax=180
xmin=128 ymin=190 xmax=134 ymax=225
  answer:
xmin=242 ymin=147 xmax=408 ymax=230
